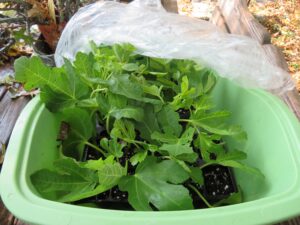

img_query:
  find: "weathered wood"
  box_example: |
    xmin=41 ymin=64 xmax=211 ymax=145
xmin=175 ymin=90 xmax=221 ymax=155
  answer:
xmin=219 ymin=0 xmax=271 ymax=44
xmin=0 ymin=198 xmax=14 ymax=225
xmin=262 ymin=45 xmax=300 ymax=121
xmin=13 ymin=219 xmax=28 ymax=225
xmin=279 ymin=89 xmax=300 ymax=120
xmin=210 ymin=6 xmax=230 ymax=33
xmin=161 ymin=0 xmax=178 ymax=13
xmin=0 ymin=50 xmax=32 ymax=225
xmin=0 ymin=65 xmax=12 ymax=101
xmin=0 ymin=93 xmax=29 ymax=152
xmin=217 ymin=0 xmax=300 ymax=122
xmin=1 ymin=199 xmax=28 ymax=225
xmin=0 ymin=86 xmax=7 ymax=101
xmin=262 ymin=44 xmax=289 ymax=71
xmin=277 ymin=217 xmax=300 ymax=225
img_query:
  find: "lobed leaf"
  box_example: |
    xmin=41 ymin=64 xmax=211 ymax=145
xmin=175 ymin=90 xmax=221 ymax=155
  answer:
xmin=60 ymin=108 xmax=95 ymax=159
xmin=30 ymin=157 xmax=108 ymax=203
xmin=100 ymin=138 xmax=125 ymax=158
xmin=119 ymin=157 xmax=192 ymax=211
xmin=15 ymin=57 xmax=90 ymax=112
xmin=157 ymin=105 xmax=182 ymax=137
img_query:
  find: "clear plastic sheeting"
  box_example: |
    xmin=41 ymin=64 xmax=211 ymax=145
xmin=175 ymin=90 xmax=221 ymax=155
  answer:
xmin=55 ymin=0 xmax=295 ymax=94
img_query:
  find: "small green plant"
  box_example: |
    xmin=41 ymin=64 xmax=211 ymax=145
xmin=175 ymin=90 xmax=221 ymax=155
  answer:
xmin=14 ymin=43 xmax=263 ymax=211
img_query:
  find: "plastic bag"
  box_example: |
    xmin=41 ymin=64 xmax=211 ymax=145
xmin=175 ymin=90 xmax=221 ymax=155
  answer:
xmin=54 ymin=0 xmax=294 ymax=94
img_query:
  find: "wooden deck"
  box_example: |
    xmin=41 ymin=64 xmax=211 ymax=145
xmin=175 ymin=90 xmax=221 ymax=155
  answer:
xmin=0 ymin=65 xmax=29 ymax=225
xmin=0 ymin=0 xmax=300 ymax=224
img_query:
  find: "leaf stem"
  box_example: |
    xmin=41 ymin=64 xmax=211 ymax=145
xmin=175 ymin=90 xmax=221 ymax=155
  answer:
xmin=179 ymin=119 xmax=191 ymax=122
xmin=199 ymin=162 xmax=213 ymax=170
xmin=122 ymin=138 xmax=146 ymax=149
xmin=194 ymin=125 xmax=201 ymax=134
xmin=124 ymin=139 xmax=144 ymax=148
xmin=84 ymin=141 xmax=106 ymax=156
xmin=90 ymin=88 xmax=107 ymax=98
xmin=131 ymin=142 xmax=139 ymax=149
xmin=188 ymin=184 xmax=213 ymax=208
xmin=122 ymin=138 xmax=145 ymax=146
xmin=133 ymin=140 xmax=146 ymax=145
xmin=158 ymin=95 xmax=165 ymax=104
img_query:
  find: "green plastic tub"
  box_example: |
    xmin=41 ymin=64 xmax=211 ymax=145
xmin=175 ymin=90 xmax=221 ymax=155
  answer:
xmin=1 ymin=78 xmax=300 ymax=225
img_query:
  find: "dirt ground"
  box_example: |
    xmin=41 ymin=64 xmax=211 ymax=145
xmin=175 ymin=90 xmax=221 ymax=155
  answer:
xmin=249 ymin=0 xmax=300 ymax=91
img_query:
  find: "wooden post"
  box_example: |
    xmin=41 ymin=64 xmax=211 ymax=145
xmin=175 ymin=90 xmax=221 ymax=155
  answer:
xmin=161 ymin=0 xmax=178 ymax=13
xmin=210 ymin=6 xmax=230 ymax=32
xmin=218 ymin=0 xmax=271 ymax=44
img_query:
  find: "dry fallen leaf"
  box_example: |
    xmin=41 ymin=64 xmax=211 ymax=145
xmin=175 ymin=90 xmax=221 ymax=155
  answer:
xmin=26 ymin=0 xmax=49 ymax=21
xmin=7 ymin=42 xmax=32 ymax=57
xmin=249 ymin=0 xmax=300 ymax=92
xmin=0 ymin=74 xmax=15 ymax=86
xmin=8 ymin=85 xmax=39 ymax=99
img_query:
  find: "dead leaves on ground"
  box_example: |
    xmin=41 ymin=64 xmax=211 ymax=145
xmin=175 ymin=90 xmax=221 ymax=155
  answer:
xmin=249 ymin=0 xmax=300 ymax=91
xmin=26 ymin=0 xmax=55 ymax=24
xmin=177 ymin=0 xmax=193 ymax=16
xmin=177 ymin=0 xmax=217 ymax=19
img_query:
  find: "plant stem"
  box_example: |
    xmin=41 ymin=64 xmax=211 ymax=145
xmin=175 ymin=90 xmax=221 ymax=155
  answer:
xmin=199 ymin=162 xmax=213 ymax=170
xmin=133 ymin=140 xmax=146 ymax=145
xmin=158 ymin=95 xmax=165 ymax=104
xmin=90 ymin=88 xmax=107 ymax=98
xmin=122 ymin=138 xmax=145 ymax=149
xmin=162 ymin=156 xmax=171 ymax=160
xmin=179 ymin=119 xmax=190 ymax=122
xmin=84 ymin=141 xmax=106 ymax=156
xmin=188 ymin=184 xmax=213 ymax=208
xmin=132 ymin=142 xmax=140 ymax=149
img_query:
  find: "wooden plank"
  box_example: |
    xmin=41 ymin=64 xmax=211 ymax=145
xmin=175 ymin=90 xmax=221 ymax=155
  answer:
xmin=210 ymin=6 xmax=230 ymax=33
xmin=218 ymin=0 xmax=271 ymax=44
xmin=0 ymin=92 xmax=30 ymax=224
xmin=280 ymin=89 xmax=300 ymax=120
xmin=217 ymin=0 xmax=300 ymax=121
xmin=0 ymin=86 xmax=7 ymax=101
xmin=262 ymin=44 xmax=289 ymax=71
xmin=0 ymin=198 xmax=28 ymax=225
xmin=0 ymin=65 xmax=12 ymax=101
xmin=161 ymin=0 xmax=178 ymax=13
xmin=0 ymin=198 xmax=14 ymax=225
xmin=1 ymin=198 xmax=28 ymax=225
xmin=12 ymin=219 xmax=28 ymax=225
xmin=0 ymin=93 xmax=29 ymax=152
xmin=277 ymin=217 xmax=300 ymax=225
xmin=261 ymin=44 xmax=300 ymax=121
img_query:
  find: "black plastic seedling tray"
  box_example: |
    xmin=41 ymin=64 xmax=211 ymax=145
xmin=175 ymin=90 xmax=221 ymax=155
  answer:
xmin=77 ymin=145 xmax=238 ymax=210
